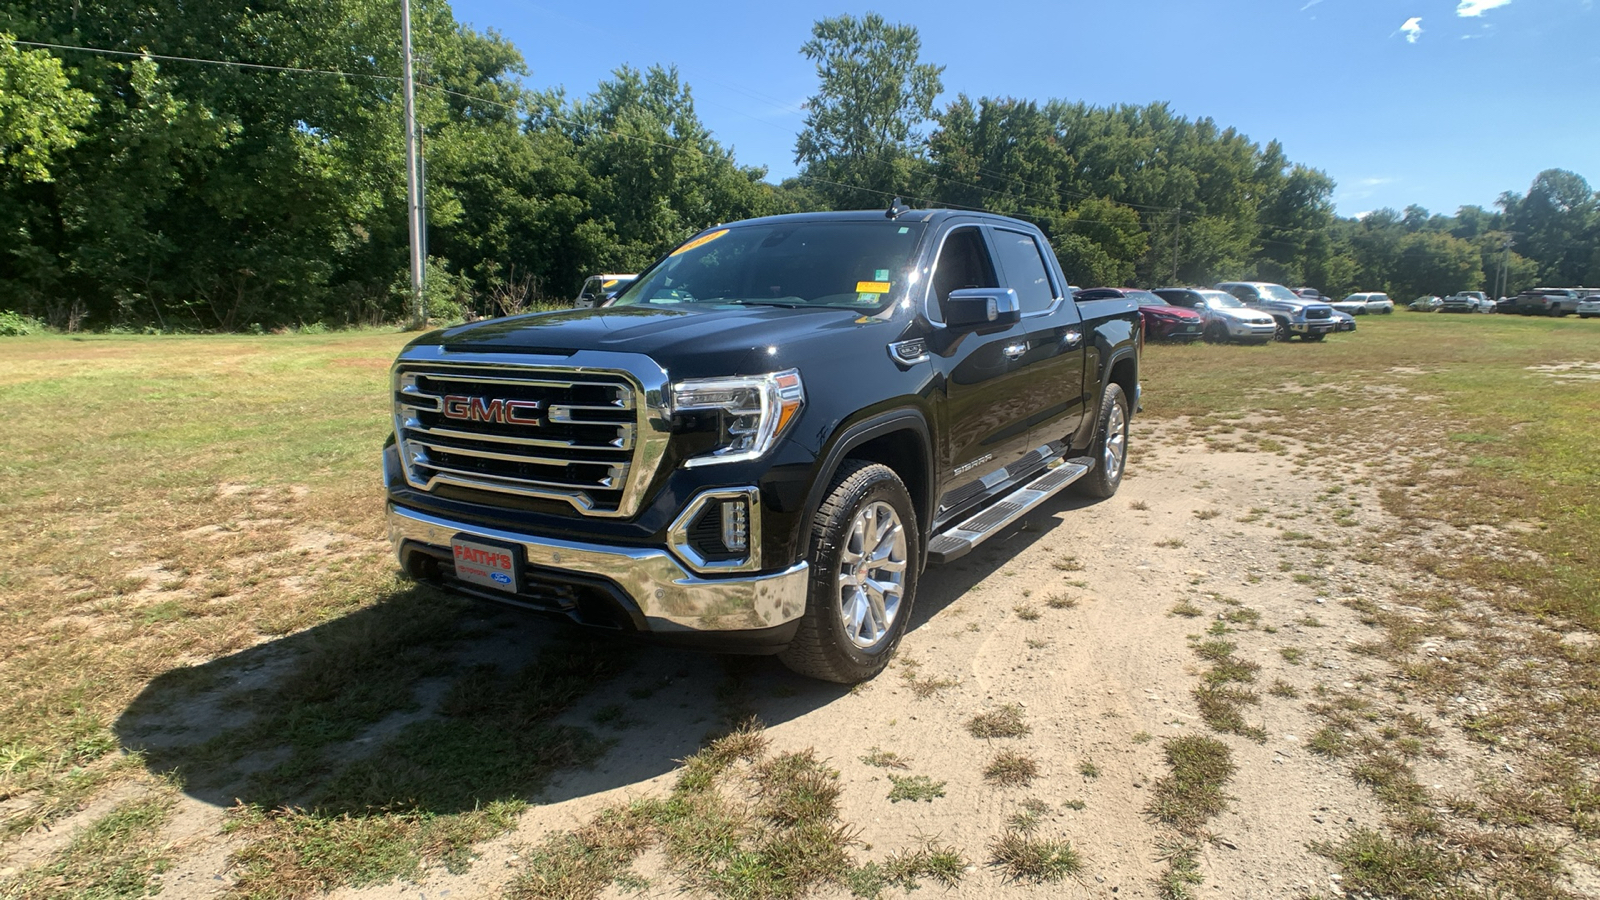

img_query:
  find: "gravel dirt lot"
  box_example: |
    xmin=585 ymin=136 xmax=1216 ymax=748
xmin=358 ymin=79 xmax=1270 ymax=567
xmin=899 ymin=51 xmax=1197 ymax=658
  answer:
xmin=26 ymin=421 xmax=1433 ymax=900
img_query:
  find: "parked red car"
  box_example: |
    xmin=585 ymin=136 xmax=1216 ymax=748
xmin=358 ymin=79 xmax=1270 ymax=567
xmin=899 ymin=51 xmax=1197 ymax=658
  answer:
xmin=1075 ymin=288 xmax=1205 ymax=342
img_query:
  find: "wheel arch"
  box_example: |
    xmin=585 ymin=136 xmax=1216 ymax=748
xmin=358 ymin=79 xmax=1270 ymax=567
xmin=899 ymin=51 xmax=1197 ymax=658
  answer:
xmin=799 ymin=411 xmax=934 ymax=555
xmin=1102 ymin=348 xmax=1139 ymax=420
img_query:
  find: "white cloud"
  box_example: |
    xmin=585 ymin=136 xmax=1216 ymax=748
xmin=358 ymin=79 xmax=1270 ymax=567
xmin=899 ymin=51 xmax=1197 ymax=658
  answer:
xmin=1457 ymin=0 xmax=1512 ymax=17
xmin=1399 ymin=17 xmax=1424 ymax=42
xmin=1300 ymin=0 xmax=1324 ymax=10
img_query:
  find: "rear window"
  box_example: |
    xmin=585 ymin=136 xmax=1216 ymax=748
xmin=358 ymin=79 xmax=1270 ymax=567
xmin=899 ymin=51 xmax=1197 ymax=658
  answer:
xmin=990 ymin=228 xmax=1057 ymax=313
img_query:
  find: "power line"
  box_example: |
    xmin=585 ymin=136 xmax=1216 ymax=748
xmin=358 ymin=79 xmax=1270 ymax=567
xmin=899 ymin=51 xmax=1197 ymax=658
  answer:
xmin=9 ymin=38 xmax=400 ymax=82
xmin=12 ymin=37 xmax=1321 ymax=258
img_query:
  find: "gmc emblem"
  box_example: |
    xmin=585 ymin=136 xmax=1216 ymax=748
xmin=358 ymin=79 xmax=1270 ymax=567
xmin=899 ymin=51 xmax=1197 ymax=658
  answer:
xmin=442 ymin=395 xmax=542 ymax=426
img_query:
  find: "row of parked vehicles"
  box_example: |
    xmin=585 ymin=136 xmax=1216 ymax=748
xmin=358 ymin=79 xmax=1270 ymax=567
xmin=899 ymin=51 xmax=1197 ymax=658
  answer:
xmin=1073 ymin=282 xmax=1349 ymax=344
xmin=1403 ymin=287 xmax=1600 ymax=317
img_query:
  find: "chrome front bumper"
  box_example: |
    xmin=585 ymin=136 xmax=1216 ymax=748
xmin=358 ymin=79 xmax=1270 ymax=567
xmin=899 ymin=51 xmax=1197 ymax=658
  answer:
xmin=386 ymin=503 xmax=809 ymax=633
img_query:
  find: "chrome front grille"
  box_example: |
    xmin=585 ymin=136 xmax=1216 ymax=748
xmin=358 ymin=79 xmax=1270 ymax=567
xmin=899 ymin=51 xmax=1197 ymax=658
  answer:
xmin=393 ymin=360 xmax=666 ymax=516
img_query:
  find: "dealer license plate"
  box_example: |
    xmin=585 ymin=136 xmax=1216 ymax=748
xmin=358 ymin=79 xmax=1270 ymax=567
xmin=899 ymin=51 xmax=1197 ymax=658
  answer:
xmin=450 ymin=536 xmax=521 ymax=594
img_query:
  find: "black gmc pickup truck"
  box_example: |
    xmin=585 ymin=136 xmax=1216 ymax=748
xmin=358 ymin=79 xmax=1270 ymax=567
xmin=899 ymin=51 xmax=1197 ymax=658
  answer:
xmin=384 ymin=208 xmax=1142 ymax=682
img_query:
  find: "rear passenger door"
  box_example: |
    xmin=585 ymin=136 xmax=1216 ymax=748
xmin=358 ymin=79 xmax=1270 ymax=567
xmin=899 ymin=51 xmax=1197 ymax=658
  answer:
xmin=924 ymin=224 xmax=1034 ymax=507
xmin=986 ymin=225 xmax=1087 ymax=451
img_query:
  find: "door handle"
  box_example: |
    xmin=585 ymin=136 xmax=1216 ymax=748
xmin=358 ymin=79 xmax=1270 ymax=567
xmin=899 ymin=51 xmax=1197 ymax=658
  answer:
xmin=1061 ymin=329 xmax=1083 ymax=348
xmin=1003 ymin=342 xmax=1028 ymax=359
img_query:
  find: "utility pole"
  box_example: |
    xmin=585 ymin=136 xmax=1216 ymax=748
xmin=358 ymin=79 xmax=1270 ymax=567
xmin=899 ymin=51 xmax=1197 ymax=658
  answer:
xmin=1497 ymin=235 xmax=1514 ymax=298
xmin=1171 ymin=208 xmax=1182 ymax=284
xmin=401 ymin=0 xmax=426 ymax=329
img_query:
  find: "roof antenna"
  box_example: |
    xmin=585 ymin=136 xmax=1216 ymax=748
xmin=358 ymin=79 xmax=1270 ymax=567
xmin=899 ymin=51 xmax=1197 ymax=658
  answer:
xmin=886 ymin=196 xmax=910 ymax=219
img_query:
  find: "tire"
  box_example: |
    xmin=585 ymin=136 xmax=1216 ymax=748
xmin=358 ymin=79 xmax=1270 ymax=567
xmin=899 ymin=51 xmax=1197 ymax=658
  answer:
xmin=1272 ymin=318 xmax=1291 ymax=342
xmin=1074 ymin=382 xmax=1129 ymax=500
xmin=1303 ymin=333 xmax=1326 ymax=342
xmin=1203 ymin=322 xmax=1228 ymax=344
xmin=778 ymin=461 xmax=919 ymax=683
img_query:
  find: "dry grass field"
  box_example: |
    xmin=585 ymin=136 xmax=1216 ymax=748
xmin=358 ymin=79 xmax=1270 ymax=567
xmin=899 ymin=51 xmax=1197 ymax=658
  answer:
xmin=0 ymin=313 xmax=1597 ymax=899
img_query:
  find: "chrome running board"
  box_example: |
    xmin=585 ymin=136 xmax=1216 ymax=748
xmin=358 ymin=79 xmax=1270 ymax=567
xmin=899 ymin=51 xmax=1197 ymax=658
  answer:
xmin=926 ymin=457 xmax=1094 ymax=564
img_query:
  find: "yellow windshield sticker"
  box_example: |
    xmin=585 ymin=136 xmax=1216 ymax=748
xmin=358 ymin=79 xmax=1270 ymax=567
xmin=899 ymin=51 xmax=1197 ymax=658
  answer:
xmin=670 ymin=228 xmax=729 ymax=257
xmin=601 ymin=279 xmax=618 ymax=288
xmin=856 ymin=281 xmax=892 ymax=294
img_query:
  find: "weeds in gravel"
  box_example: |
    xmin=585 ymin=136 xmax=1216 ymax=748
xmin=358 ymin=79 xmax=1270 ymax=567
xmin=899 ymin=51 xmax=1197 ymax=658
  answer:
xmin=1189 ymin=636 xmax=1266 ymax=743
xmin=1013 ymin=605 xmax=1040 ymax=621
xmin=887 ymin=775 xmax=946 ymax=803
xmin=859 ymin=747 xmax=910 ymax=769
xmin=983 ymin=750 xmax=1039 ymax=787
xmin=966 ymin=705 xmax=1030 ymax=739
xmin=988 ymin=829 xmax=1081 ymax=883
xmin=1154 ymin=839 xmax=1204 ymax=900
xmin=1268 ymin=679 xmax=1300 ymax=699
xmin=1147 ymin=736 xmax=1234 ymax=835
xmin=1046 ymin=594 xmax=1078 ymax=609
xmin=508 ymin=718 xmax=873 ymax=900
xmin=897 ymin=657 xmax=959 ymax=699
xmin=846 ymin=839 xmax=967 ymax=897
xmin=1169 ymin=600 xmax=1203 ymax=618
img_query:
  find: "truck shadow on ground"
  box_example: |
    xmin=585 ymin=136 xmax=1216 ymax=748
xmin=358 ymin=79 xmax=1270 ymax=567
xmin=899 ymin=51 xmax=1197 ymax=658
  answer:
xmin=113 ymin=491 xmax=1096 ymax=820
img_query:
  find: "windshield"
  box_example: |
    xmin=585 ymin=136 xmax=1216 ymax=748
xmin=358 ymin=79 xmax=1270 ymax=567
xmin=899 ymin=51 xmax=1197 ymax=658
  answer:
xmin=1257 ymin=283 xmax=1302 ymax=302
xmin=1127 ymin=291 xmax=1168 ymax=307
xmin=612 ymin=221 xmax=928 ymax=311
xmin=1197 ymin=290 xmax=1243 ymax=309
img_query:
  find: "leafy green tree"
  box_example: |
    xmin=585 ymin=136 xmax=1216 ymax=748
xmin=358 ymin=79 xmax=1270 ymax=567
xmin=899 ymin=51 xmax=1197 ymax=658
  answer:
xmin=0 ymin=35 xmax=94 ymax=183
xmin=1499 ymin=169 xmax=1598 ymax=287
xmin=794 ymin=13 xmax=943 ymax=209
xmin=1040 ymin=198 xmax=1147 ymax=287
xmin=1388 ymin=231 xmax=1483 ymax=299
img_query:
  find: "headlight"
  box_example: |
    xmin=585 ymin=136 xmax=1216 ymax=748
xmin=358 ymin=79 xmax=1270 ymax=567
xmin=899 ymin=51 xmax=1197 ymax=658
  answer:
xmin=671 ymin=369 xmax=805 ymax=467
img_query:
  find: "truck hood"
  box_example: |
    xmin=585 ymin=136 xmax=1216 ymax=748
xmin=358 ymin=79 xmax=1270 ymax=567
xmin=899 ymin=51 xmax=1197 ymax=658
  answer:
xmin=407 ymin=304 xmax=898 ymax=380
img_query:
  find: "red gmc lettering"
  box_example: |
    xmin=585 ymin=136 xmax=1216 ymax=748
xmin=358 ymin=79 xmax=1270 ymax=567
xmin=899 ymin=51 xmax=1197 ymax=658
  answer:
xmin=442 ymin=395 xmax=541 ymax=425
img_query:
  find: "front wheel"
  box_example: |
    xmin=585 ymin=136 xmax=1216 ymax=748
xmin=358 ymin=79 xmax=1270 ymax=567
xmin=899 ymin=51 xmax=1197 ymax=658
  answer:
xmin=1303 ymin=332 xmax=1326 ymax=342
xmin=1273 ymin=319 xmax=1292 ymax=342
xmin=1074 ymin=382 xmax=1129 ymax=500
xmin=1203 ymin=322 xmax=1228 ymax=344
xmin=779 ymin=461 xmax=919 ymax=683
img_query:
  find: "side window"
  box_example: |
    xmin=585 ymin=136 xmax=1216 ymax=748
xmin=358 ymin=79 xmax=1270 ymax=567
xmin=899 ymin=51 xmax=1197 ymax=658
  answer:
xmin=990 ymin=228 xmax=1056 ymax=313
xmin=930 ymin=227 xmax=1000 ymax=313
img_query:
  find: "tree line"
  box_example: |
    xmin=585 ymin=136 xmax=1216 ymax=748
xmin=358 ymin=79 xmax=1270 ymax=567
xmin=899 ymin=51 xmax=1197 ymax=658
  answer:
xmin=2 ymin=5 xmax=1595 ymax=331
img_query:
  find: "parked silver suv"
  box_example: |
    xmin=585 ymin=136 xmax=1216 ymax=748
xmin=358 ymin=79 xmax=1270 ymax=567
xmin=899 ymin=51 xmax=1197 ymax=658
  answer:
xmin=1215 ymin=281 xmax=1338 ymax=341
xmin=1153 ymin=288 xmax=1277 ymax=344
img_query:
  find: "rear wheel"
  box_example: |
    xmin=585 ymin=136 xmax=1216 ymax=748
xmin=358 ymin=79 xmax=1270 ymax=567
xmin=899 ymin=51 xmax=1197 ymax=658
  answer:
xmin=779 ymin=461 xmax=919 ymax=683
xmin=1074 ymin=382 xmax=1129 ymax=500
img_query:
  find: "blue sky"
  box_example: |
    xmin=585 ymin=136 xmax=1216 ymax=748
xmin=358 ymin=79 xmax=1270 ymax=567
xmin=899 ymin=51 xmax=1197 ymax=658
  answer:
xmin=448 ymin=0 xmax=1598 ymax=218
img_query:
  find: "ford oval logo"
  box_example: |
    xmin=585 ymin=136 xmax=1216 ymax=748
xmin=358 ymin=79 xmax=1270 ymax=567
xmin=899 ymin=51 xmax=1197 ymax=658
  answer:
xmin=490 ymin=572 xmax=511 ymax=585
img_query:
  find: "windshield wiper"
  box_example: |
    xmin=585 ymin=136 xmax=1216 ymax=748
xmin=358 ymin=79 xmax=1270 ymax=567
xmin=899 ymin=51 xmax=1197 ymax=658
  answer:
xmin=726 ymin=299 xmax=805 ymax=309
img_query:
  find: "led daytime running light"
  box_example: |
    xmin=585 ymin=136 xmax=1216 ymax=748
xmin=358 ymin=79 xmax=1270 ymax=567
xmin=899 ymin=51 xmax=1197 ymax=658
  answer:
xmin=673 ymin=369 xmax=805 ymax=466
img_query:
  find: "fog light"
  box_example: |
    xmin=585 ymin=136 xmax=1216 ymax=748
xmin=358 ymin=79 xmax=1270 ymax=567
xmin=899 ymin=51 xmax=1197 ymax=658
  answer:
xmin=721 ymin=499 xmax=749 ymax=552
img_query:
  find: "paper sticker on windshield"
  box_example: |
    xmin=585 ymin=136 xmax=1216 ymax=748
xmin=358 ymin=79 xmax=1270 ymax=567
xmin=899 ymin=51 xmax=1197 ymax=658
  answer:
xmin=856 ymin=281 xmax=891 ymax=294
xmin=670 ymin=229 xmax=728 ymax=257
xmin=601 ymin=279 xmax=619 ymax=288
